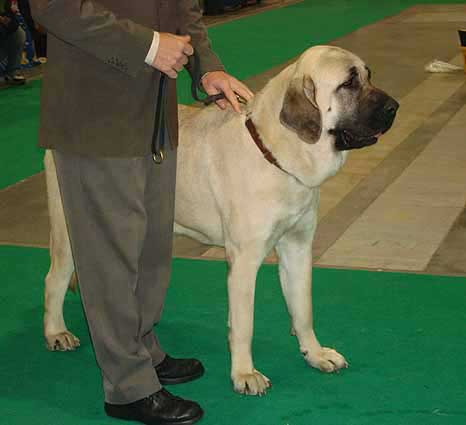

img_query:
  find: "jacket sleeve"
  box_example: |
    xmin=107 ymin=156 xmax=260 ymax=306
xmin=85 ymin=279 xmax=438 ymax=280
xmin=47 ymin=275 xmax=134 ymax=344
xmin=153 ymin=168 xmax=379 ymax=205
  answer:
xmin=178 ymin=0 xmax=225 ymax=88
xmin=30 ymin=0 xmax=154 ymax=77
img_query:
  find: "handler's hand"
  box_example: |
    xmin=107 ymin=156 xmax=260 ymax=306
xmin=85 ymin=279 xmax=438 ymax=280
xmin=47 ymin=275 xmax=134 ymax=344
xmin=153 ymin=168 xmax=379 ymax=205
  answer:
xmin=152 ymin=33 xmax=194 ymax=79
xmin=202 ymin=72 xmax=254 ymax=113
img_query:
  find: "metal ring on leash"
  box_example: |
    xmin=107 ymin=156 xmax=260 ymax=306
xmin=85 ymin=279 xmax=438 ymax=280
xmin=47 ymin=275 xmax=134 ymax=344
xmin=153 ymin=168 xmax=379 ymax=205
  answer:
xmin=152 ymin=150 xmax=164 ymax=164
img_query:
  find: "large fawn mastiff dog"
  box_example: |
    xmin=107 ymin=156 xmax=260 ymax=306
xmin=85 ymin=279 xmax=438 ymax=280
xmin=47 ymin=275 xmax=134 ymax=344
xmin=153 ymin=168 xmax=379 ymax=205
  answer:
xmin=43 ymin=46 xmax=398 ymax=395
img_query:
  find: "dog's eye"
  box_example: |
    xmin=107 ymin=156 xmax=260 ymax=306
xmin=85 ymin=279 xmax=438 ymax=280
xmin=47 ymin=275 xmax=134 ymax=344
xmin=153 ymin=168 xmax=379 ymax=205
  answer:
xmin=341 ymin=75 xmax=356 ymax=88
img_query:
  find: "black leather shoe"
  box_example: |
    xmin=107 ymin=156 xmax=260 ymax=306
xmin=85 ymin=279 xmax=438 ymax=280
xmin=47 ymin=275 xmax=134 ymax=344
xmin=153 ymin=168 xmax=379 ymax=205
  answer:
xmin=104 ymin=389 xmax=203 ymax=425
xmin=155 ymin=355 xmax=205 ymax=385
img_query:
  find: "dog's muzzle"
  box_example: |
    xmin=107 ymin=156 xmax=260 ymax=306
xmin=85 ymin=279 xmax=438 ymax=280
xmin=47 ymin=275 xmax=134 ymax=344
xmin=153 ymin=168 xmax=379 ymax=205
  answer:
xmin=330 ymin=129 xmax=380 ymax=151
xmin=331 ymin=97 xmax=399 ymax=151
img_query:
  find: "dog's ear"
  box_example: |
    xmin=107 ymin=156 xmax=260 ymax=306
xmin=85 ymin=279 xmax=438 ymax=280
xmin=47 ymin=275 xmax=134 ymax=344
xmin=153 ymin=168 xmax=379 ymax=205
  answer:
xmin=280 ymin=75 xmax=322 ymax=144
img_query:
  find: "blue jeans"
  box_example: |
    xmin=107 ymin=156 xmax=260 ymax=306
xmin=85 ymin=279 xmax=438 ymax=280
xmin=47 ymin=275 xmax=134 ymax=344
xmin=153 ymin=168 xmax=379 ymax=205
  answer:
xmin=0 ymin=26 xmax=26 ymax=75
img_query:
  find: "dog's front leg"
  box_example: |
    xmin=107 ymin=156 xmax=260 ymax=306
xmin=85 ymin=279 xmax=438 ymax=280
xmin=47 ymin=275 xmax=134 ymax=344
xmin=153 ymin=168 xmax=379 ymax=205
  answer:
xmin=226 ymin=248 xmax=271 ymax=396
xmin=276 ymin=230 xmax=348 ymax=373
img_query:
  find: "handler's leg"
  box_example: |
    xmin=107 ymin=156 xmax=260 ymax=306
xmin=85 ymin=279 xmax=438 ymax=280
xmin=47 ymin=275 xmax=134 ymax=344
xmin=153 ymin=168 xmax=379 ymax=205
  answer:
xmin=53 ymin=150 xmax=160 ymax=404
xmin=137 ymin=147 xmax=178 ymax=365
xmin=136 ymin=147 xmax=205 ymax=386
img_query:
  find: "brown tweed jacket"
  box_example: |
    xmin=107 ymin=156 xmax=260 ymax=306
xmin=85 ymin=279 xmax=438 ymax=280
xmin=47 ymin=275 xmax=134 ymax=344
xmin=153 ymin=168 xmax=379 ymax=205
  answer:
xmin=30 ymin=1 xmax=224 ymax=157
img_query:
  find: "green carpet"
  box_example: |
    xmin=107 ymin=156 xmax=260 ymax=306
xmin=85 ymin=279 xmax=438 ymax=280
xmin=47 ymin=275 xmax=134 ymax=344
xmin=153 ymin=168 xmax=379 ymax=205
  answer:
xmin=0 ymin=245 xmax=465 ymax=425
xmin=0 ymin=79 xmax=43 ymax=190
xmin=2 ymin=0 xmax=466 ymax=190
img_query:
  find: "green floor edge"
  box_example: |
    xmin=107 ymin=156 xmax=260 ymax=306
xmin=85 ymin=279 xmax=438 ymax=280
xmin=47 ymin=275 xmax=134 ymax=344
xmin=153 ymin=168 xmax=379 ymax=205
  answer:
xmin=1 ymin=245 xmax=465 ymax=425
xmin=2 ymin=0 xmax=466 ymax=189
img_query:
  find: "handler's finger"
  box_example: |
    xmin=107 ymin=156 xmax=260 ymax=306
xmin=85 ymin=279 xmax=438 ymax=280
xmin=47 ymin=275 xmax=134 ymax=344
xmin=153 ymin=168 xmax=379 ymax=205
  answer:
xmin=164 ymin=68 xmax=178 ymax=79
xmin=223 ymin=85 xmax=241 ymax=113
xmin=216 ymin=99 xmax=227 ymax=110
xmin=232 ymin=80 xmax=254 ymax=101
xmin=176 ymin=34 xmax=194 ymax=56
xmin=173 ymin=61 xmax=184 ymax=72
xmin=184 ymin=43 xmax=194 ymax=56
xmin=182 ymin=42 xmax=194 ymax=56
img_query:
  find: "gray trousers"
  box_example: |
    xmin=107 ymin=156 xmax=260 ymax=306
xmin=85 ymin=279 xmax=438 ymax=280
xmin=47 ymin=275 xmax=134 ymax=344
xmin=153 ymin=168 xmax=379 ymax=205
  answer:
xmin=0 ymin=27 xmax=25 ymax=75
xmin=53 ymin=147 xmax=177 ymax=404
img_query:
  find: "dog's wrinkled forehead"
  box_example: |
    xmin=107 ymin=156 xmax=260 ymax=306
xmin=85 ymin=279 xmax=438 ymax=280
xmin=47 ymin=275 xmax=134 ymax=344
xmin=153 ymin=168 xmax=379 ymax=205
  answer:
xmin=295 ymin=46 xmax=366 ymax=84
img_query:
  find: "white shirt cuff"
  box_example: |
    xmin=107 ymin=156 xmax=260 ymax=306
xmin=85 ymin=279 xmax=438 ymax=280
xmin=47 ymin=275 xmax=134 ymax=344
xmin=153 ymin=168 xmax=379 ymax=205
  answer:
xmin=145 ymin=32 xmax=160 ymax=66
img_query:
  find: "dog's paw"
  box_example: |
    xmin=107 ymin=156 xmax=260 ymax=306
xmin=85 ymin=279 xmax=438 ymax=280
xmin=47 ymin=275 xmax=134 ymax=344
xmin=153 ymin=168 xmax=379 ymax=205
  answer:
xmin=45 ymin=331 xmax=80 ymax=352
xmin=305 ymin=347 xmax=348 ymax=373
xmin=232 ymin=369 xmax=272 ymax=396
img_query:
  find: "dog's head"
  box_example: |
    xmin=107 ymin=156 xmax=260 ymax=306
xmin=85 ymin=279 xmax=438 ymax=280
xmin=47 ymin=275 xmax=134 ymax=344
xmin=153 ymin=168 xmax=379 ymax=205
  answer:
xmin=280 ymin=46 xmax=399 ymax=151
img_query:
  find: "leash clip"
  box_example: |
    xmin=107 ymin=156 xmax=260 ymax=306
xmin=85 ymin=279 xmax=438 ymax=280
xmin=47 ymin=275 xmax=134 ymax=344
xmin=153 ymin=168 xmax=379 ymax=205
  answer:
xmin=152 ymin=150 xmax=164 ymax=164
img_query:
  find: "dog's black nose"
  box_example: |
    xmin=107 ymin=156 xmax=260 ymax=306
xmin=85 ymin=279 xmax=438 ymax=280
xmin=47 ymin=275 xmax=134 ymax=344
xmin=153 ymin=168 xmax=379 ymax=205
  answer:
xmin=384 ymin=98 xmax=399 ymax=118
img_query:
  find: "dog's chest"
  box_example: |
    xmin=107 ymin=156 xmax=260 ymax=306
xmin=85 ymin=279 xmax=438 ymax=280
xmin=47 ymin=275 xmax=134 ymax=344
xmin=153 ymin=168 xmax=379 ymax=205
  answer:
xmin=273 ymin=186 xmax=318 ymax=234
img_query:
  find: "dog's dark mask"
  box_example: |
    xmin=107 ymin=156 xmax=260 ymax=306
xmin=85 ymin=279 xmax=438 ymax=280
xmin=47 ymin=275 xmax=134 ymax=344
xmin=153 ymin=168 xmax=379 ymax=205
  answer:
xmin=330 ymin=128 xmax=379 ymax=151
xmin=330 ymin=66 xmax=399 ymax=151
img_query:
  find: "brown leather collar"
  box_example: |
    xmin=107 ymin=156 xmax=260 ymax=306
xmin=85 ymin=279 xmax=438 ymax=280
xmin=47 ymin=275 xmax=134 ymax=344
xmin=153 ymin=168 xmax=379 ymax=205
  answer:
xmin=245 ymin=118 xmax=285 ymax=172
xmin=245 ymin=117 xmax=312 ymax=189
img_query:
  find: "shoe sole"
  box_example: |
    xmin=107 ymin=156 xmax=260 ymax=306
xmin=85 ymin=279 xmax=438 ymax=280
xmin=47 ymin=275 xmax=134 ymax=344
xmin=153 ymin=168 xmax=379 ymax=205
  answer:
xmin=105 ymin=407 xmax=203 ymax=425
xmin=158 ymin=368 xmax=205 ymax=386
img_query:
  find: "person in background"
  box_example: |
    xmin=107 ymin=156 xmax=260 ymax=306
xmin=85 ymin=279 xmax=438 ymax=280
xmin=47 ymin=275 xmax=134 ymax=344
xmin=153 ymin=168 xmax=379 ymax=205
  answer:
xmin=15 ymin=0 xmax=45 ymax=64
xmin=21 ymin=0 xmax=47 ymax=59
xmin=0 ymin=0 xmax=26 ymax=85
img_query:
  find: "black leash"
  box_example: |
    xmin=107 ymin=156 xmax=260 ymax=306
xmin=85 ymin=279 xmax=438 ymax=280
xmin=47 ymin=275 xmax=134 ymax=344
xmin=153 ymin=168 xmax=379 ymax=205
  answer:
xmin=190 ymin=52 xmax=227 ymax=106
xmin=152 ymin=53 xmax=241 ymax=164
xmin=151 ymin=73 xmax=167 ymax=164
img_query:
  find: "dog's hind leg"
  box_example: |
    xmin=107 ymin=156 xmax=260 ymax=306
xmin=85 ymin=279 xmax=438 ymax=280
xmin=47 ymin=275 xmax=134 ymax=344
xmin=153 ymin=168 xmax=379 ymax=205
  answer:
xmin=226 ymin=244 xmax=272 ymax=396
xmin=43 ymin=151 xmax=80 ymax=351
xmin=276 ymin=221 xmax=348 ymax=373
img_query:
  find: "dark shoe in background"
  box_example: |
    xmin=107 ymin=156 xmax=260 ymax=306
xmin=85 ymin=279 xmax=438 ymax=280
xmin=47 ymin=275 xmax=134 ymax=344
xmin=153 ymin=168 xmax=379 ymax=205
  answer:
xmin=155 ymin=355 xmax=205 ymax=385
xmin=2 ymin=72 xmax=26 ymax=86
xmin=105 ymin=388 xmax=203 ymax=425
